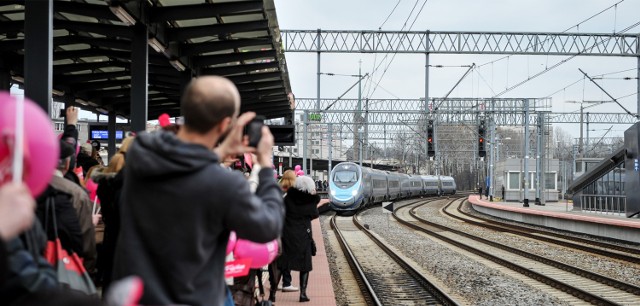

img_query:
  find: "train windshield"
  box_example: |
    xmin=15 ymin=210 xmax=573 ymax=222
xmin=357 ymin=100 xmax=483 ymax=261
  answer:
xmin=333 ymin=164 xmax=360 ymax=188
xmin=333 ymin=171 xmax=358 ymax=184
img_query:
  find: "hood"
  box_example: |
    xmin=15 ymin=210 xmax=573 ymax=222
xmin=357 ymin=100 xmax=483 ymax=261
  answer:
xmin=286 ymin=187 xmax=321 ymax=206
xmin=127 ymin=131 xmax=219 ymax=178
xmin=89 ymin=167 xmax=115 ymax=182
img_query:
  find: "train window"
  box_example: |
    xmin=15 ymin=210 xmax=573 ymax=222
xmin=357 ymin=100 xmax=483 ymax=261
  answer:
xmin=373 ymin=179 xmax=386 ymax=188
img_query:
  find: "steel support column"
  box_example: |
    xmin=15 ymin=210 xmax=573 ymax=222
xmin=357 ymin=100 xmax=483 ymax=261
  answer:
xmin=489 ymin=100 xmax=495 ymax=201
xmin=586 ymin=112 xmax=590 ymax=157
xmin=535 ymin=112 xmax=542 ymax=205
xmin=425 ymin=52 xmax=430 ymax=159
xmin=316 ymin=29 xmax=321 ymax=111
xmin=131 ymin=24 xmax=149 ymax=132
xmin=303 ymin=110 xmax=308 ymax=174
xmin=358 ymin=62 xmax=362 ymax=167
xmin=0 ymin=67 xmax=10 ymax=91
xmin=180 ymin=70 xmax=193 ymax=98
xmin=328 ymin=123 xmax=332 ymax=176
xmin=540 ymin=113 xmax=546 ymax=205
xmin=523 ymin=99 xmax=530 ymax=207
xmin=108 ymin=111 xmax=116 ymax=161
xmin=24 ymin=0 xmax=53 ymax=113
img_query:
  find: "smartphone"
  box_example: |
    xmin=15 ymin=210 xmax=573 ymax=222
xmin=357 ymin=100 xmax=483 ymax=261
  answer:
xmin=59 ymin=108 xmax=66 ymax=118
xmin=246 ymin=116 xmax=265 ymax=148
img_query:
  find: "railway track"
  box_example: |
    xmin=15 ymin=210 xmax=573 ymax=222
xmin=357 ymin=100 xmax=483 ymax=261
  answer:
xmin=330 ymin=209 xmax=457 ymax=306
xmin=447 ymin=200 xmax=640 ymax=264
xmin=394 ymin=197 xmax=640 ymax=306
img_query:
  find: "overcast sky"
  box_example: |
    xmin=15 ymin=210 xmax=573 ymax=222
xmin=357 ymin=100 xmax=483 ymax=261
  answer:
xmin=273 ymin=0 xmax=640 ymax=139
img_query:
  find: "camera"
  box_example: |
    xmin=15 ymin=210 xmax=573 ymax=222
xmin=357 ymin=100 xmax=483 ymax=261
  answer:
xmin=59 ymin=108 xmax=66 ymax=118
xmin=245 ymin=116 xmax=265 ymax=148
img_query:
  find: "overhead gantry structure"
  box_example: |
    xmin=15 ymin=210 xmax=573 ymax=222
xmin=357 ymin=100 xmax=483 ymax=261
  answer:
xmin=282 ymin=29 xmax=640 ymax=198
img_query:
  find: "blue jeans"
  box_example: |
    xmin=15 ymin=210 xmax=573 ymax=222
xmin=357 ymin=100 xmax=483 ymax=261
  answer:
xmin=224 ymin=286 xmax=234 ymax=306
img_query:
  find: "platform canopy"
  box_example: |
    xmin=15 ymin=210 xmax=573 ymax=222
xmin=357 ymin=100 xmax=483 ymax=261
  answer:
xmin=0 ymin=0 xmax=292 ymax=120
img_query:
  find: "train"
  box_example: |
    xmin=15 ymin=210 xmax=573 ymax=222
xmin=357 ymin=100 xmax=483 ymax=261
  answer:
xmin=329 ymin=162 xmax=457 ymax=212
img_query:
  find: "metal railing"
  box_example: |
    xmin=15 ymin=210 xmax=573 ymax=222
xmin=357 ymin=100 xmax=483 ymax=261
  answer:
xmin=580 ymin=194 xmax=626 ymax=215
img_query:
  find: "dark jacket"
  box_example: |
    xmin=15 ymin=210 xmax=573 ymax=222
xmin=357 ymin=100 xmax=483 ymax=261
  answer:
xmin=76 ymin=152 xmax=99 ymax=177
xmin=112 ymin=131 xmax=285 ymax=306
xmin=277 ymin=187 xmax=320 ymax=272
xmin=35 ymin=186 xmax=84 ymax=257
xmin=94 ymin=170 xmax=123 ymax=292
xmin=0 ymin=220 xmax=57 ymax=303
xmin=49 ymin=175 xmax=96 ymax=272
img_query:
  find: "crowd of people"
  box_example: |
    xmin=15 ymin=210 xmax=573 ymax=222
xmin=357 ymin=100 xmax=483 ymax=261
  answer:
xmin=0 ymin=76 xmax=321 ymax=306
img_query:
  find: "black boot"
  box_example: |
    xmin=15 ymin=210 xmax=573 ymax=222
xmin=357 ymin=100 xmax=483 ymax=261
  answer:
xmin=269 ymin=264 xmax=281 ymax=302
xmin=299 ymin=271 xmax=310 ymax=302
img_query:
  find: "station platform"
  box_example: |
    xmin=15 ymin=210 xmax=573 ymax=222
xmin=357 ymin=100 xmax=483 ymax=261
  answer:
xmin=468 ymin=195 xmax=640 ymax=244
xmin=260 ymin=213 xmax=337 ymax=306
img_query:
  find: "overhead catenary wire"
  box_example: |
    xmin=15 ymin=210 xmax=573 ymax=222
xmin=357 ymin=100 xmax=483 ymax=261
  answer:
xmin=364 ymin=0 xmax=403 ymax=96
xmin=378 ymin=0 xmax=402 ymax=30
xmin=476 ymin=0 xmax=626 ymax=69
xmin=493 ymin=19 xmax=640 ymax=98
xmin=323 ymin=73 xmax=370 ymax=111
xmin=541 ymin=68 xmax=638 ymax=98
xmin=364 ymin=0 xmax=421 ymax=97
xmin=367 ymin=0 xmax=429 ymax=99
xmin=578 ymin=68 xmax=638 ymax=118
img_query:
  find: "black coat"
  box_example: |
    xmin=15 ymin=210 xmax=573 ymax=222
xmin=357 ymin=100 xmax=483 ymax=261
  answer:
xmin=277 ymin=187 xmax=320 ymax=272
xmin=94 ymin=170 xmax=123 ymax=292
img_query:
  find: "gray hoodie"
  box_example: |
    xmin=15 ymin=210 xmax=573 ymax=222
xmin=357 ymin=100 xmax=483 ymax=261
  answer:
xmin=112 ymin=131 xmax=284 ymax=306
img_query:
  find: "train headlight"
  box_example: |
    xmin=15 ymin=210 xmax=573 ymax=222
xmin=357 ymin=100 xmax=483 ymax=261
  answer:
xmin=330 ymin=189 xmax=335 ymax=196
xmin=351 ymin=190 xmax=358 ymax=196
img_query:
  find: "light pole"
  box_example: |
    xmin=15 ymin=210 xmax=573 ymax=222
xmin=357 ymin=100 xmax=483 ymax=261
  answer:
xmin=566 ymin=100 xmax=613 ymax=158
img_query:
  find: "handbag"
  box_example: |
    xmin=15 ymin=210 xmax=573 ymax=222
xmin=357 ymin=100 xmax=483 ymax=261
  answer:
xmin=43 ymin=197 xmax=97 ymax=295
xmin=231 ymin=270 xmax=257 ymax=306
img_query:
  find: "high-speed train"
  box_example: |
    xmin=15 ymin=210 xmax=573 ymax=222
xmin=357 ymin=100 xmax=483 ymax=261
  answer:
xmin=329 ymin=162 xmax=457 ymax=212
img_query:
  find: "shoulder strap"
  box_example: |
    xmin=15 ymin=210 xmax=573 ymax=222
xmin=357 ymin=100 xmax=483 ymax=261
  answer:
xmin=46 ymin=194 xmax=59 ymax=239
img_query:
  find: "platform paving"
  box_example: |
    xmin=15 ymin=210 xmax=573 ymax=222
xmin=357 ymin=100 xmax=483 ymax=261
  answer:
xmin=468 ymin=195 xmax=640 ymax=243
xmin=259 ymin=217 xmax=337 ymax=306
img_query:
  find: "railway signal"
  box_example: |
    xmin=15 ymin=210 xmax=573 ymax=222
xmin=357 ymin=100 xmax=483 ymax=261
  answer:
xmin=479 ymin=119 xmax=486 ymax=158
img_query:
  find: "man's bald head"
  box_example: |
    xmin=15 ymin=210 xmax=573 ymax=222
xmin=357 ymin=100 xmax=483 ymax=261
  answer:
xmin=181 ymin=76 xmax=240 ymax=134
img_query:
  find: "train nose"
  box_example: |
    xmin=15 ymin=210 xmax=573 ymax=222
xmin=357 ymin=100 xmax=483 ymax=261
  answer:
xmin=330 ymin=193 xmax=361 ymax=210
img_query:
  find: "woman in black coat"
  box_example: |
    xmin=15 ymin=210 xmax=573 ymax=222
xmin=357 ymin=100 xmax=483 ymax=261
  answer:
xmin=274 ymin=176 xmax=319 ymax=302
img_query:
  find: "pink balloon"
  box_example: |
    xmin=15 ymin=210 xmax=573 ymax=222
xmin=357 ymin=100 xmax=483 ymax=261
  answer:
xmin=86 ymin=178 xmax=100 ymax=204
xmin=233 ymin=239 xmax=279 ymax=268
xmin=158 ymin=113 xmax=171 ymax=127
xmin=226 ymin=231 xmax=237 ymax=256
xmin=0 ymin=92 xmax=58 ymax=196
xmin=294 ymin=165 xmax=301 ymax=171
xmin=296 ymin=170 xmax=304 ymax=177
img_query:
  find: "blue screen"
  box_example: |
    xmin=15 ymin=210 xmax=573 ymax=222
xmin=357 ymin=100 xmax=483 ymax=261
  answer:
xmin=91 ymin=130 xmax=123 ymax=140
